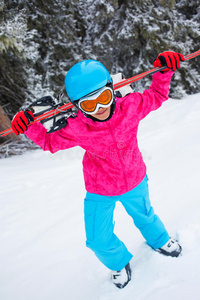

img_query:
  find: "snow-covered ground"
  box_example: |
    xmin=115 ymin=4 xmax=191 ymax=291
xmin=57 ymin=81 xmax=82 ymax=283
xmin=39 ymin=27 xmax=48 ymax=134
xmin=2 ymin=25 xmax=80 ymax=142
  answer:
xmin=0 ymin=93 xmax=200 ymax=300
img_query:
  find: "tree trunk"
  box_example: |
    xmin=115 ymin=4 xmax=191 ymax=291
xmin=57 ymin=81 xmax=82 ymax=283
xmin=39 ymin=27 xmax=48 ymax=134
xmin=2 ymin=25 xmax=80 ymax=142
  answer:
xmin=0 ymin=105 xmax=19 ymax=142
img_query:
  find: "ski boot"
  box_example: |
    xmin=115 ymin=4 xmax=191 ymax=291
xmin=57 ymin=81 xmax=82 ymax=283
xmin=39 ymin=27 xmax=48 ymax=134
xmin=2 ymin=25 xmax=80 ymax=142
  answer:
xmin=111 ymin=262 xmax=131 ymax=289
xmin=155 ymin=238 xmax=182 ymax=257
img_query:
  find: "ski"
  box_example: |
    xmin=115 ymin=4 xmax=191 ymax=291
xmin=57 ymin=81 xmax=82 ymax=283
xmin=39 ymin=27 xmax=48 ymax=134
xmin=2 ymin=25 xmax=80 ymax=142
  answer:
xmin=1 ymin=49 xmax=200 ymax=138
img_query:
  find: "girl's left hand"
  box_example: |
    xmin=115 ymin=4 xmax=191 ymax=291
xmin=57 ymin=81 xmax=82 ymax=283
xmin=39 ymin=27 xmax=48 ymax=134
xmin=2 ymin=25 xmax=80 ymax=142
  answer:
xmin=153 ymin=51 xmax=185 ymax=72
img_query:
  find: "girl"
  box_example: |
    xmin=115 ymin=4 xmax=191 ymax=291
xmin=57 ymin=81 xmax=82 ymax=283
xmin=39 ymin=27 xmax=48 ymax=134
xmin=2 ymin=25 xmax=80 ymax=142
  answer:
xmin=12 ymin=51 xmax=185 ymax=289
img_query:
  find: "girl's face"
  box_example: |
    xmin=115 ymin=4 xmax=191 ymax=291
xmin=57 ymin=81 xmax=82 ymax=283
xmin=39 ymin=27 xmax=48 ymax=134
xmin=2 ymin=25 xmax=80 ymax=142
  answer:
xmin=91 ymin=105 xmax=111 ymax=121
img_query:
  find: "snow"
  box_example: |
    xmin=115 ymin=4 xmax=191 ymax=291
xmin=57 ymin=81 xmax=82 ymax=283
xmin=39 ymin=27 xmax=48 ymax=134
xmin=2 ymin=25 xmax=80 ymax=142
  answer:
xmin=1 ymin=93 xmax=200 ymax=299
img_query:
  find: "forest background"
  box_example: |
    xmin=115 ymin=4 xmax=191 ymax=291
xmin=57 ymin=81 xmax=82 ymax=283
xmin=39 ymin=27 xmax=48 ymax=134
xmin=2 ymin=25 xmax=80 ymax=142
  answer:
xmin=0 ymin=0 xmax=200 ymax=156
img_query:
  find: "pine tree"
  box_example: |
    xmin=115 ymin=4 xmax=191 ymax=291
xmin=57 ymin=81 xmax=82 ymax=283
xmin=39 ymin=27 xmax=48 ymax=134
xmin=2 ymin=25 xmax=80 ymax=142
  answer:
xmin=0 ymin=0 xmax=200 ymax=156
xmin=80 ymin=0 xmax=200 ymax=97
xmin=0 ymin=0 xmax=27 ymax=144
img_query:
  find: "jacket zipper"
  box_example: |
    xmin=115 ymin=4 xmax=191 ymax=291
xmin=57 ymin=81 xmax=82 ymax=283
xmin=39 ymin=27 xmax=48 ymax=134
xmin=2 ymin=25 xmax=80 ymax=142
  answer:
xmin=107 ymin=124 xmax=128 ymax=191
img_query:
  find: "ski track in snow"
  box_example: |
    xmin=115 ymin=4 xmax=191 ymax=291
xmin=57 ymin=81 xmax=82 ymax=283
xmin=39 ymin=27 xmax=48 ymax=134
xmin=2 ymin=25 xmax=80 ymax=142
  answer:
xmin=0 ymin=94 xmax=200 ymax=300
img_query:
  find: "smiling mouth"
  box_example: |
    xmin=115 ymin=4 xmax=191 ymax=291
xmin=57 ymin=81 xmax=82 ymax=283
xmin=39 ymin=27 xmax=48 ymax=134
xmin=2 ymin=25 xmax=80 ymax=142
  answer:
xmin=96 ymin=108 xmax=107 ymax=115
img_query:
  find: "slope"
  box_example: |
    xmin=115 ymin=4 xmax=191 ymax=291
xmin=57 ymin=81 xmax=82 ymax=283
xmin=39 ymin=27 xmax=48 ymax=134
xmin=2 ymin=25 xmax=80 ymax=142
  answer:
xmin=0 ymin=93 xmax=200 ymax=300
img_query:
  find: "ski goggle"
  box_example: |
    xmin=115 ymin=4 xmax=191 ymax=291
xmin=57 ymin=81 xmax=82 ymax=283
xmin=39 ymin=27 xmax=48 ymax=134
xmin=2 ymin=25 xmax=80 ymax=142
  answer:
xmin=78 ymin=87 xmax=114 ymax=115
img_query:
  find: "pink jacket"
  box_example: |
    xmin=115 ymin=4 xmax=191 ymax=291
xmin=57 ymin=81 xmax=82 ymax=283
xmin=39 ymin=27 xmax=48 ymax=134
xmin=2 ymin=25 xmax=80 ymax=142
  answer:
xmin=25 ymin=71 xmax=174 ymax=196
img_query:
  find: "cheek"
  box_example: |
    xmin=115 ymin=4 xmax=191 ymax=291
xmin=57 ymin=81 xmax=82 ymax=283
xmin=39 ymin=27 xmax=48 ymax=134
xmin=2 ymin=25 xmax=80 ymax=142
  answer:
xmin=102 ymin=107 xmax=111 ymax=117
xmin=106 ymin=108 xmax=111 ymax=116
xmin=100 ymin=108 xmax=111 ymax=120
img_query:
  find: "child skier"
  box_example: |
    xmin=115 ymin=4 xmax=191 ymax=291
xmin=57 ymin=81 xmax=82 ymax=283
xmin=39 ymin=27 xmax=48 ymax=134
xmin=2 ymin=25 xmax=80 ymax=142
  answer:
xmin=11 ymin=51 xmax=185 ymax=289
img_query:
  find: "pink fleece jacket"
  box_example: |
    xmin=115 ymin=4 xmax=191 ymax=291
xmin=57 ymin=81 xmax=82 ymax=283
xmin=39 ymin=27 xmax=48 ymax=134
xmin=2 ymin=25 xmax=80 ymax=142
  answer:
xmin=25 ymin=71 xmax=174 ymax=196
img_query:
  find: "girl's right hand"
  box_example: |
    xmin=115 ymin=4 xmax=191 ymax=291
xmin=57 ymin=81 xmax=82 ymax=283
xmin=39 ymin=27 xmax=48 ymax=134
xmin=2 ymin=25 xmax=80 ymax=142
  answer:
xmin=11 ymin=111 xmax=35 ymax=135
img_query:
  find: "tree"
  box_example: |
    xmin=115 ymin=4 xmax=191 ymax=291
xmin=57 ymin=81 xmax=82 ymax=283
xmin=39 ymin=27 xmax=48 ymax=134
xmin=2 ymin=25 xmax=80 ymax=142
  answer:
xmin=0 ymin=0 xmax=200 ymax=156
xmin=80 ymin=0 xmax=200 ymax=97
xmin=0 ymin=0 xmax=27 ymax=142
xmin=0 ymin=105 xmax=19 ymax=142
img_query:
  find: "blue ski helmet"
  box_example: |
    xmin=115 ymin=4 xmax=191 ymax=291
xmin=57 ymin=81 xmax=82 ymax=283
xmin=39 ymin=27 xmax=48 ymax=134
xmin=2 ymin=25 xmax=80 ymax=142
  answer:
xmin=65 ymin=60 xmax=113 ymax=103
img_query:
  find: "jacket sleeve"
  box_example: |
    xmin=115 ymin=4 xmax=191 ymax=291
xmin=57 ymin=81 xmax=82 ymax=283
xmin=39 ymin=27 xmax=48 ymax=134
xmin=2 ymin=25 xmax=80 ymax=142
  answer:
xmin=131 ymin=70 xmax=174 ymax=120
xmin=25 ymin=117 xmax=79 ymax=153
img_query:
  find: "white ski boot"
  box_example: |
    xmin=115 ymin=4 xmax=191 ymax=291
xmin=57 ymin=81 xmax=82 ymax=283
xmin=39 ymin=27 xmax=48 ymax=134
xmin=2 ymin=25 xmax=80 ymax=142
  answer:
xmin=155 ymin=238 xmax=182 ymax=257
xmin=111 ymin=262 xmax=131 ymax=289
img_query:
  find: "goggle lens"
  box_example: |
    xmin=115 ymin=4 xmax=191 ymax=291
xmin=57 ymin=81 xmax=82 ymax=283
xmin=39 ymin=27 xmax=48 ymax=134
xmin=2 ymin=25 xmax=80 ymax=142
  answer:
xmin=79 ymin=89 xmax=113 ymax=113
xmin=80 ymin=99 xmax=98 ymax=112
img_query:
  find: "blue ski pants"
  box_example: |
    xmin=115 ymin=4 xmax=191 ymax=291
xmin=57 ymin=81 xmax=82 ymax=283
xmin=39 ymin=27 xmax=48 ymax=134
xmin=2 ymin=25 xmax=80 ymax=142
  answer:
xmin=84 ymin=175 xmax=169 ymax=271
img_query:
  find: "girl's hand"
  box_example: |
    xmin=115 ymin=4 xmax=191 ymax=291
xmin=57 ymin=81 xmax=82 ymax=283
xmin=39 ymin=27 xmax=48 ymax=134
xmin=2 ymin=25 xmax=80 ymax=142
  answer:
xmin=11 ymin=111 xmax=35 ymax=135
xmin=153 ymin=51 xmax=185 ymax=72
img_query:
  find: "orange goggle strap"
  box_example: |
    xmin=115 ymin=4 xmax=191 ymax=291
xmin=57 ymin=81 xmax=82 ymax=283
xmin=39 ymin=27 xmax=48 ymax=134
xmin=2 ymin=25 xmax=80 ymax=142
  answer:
xmin=78 ymin=87 xmax=113 ymax=115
